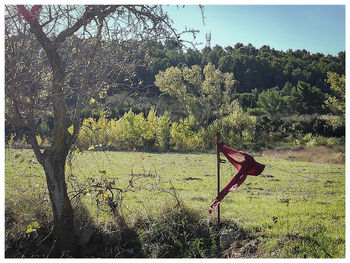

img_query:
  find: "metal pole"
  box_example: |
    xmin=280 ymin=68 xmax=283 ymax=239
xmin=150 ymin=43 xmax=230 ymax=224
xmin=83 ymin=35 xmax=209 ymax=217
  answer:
xmin=216 ymin=132 xmax=221 ymax=225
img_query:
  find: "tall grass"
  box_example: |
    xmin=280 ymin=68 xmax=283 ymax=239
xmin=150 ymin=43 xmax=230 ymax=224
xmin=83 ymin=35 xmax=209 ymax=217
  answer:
xmin=5 ymin=149 xmax=345 ymax=258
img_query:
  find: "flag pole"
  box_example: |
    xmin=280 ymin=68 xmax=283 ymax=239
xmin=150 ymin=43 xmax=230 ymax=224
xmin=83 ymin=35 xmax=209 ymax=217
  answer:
xmin=216 ymin=132 xmax=221 ymax=225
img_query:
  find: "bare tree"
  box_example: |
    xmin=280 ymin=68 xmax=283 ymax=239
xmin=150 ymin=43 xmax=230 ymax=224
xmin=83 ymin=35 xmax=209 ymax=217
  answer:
xmin=5 ymin=4 xmax=197 ymax=256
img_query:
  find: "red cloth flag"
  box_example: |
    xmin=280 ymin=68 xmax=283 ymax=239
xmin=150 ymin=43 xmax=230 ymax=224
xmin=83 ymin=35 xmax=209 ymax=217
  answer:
xmin=209 ymin=144 xmax=265 ymax=214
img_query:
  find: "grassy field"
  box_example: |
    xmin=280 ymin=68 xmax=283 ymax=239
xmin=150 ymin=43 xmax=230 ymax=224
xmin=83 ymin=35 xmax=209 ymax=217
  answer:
xmin=5 ymin=148 xmax=345 ymax=258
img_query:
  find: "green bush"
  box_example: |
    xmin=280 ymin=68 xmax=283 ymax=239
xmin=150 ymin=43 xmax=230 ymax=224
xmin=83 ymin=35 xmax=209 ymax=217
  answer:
xmin=217 ymin=110 xmax=257 ymax=150
xmin=77 ymin=108 xmax=172 ymax=152
xmin=254 ymin=114 xmax=346 ymax=148
xmin=77 ymin=105 xmax=259 ymax=152
xmin=155 ymin=111 xmax=172 ymax=151
xmin=283 ymin=115 xmax=344 ymax=138
xmin=170 ymin=115 xmax=203 ymax=151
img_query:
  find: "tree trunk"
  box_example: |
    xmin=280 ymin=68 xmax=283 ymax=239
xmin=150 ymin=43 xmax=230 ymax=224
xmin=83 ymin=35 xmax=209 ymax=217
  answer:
xmin=14 ymin=5 xmax=118 ymax=257
xmin=42 ymin=150 xmax=77 ymax=257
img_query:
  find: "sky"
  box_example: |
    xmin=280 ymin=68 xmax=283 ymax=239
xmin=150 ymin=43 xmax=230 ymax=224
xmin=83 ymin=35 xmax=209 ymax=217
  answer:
xmin=163 ymin=5 xmax=345 ymax=56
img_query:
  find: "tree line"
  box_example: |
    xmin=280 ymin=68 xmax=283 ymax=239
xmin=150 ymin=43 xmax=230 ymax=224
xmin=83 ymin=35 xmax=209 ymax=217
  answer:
xmin=7 ymin=39 xmax=345 ymax=150
xmin=81 ymin=40 xmax=345 ymax=121
xmin=77 ymin=41 xmax=345 ymax=151
xmin=45 ymin=42 xmax=347 ymax=149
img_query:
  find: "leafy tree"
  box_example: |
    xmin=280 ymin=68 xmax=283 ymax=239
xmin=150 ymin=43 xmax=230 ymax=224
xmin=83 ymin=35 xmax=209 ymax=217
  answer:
xmin=5 ymin=4 xmax=192 ymax=256
xmin=285 ymin=81 xmax=325 ymax=114
xmin=281 ymin=81 xmax=293 ymax=96
xmin=184 ymin=48 xmax=202 ymax=67
xmin=257 ymin=89 xmax=286 ymax=120
xmin=206 ymin=45 xmax=225 ymax=67
xmin=324 ymin=72 xmax=345 ymax=116
xmin=233 ymin=92 xmax=258 ymax=110
xmin=218 ymin=54 xmax=235 ymax=73
xmin=155 ymin=63 xmax=236 ymax=127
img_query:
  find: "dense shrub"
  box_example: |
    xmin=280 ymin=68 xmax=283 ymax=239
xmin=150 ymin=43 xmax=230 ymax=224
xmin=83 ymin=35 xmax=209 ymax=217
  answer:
xmin=76 ymin=106 xmax=258 ymax=152
xmin=78 ymin=108 xmax=172 ymax=152
xmin=282 ymin=115 xmax=345 ymax=138
xmin=170 ymin=116 xmax=204 ymax=151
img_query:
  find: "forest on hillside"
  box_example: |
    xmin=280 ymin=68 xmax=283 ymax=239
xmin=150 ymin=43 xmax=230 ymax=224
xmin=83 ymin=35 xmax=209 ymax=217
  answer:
xmin=80 ymin=41 xmax=345 ymax=118
xmin=6 ymin=39 xmax=345 ymax=151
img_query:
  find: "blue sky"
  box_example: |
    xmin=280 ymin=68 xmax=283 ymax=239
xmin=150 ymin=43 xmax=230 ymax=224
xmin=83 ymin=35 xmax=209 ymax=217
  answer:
xmin=163 ymin=5 xmax=345 ymax=56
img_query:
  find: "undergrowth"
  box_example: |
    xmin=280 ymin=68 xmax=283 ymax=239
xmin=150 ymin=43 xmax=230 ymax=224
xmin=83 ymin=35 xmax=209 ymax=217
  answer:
xmin=5 ymin=200 xmax=226 ymax=258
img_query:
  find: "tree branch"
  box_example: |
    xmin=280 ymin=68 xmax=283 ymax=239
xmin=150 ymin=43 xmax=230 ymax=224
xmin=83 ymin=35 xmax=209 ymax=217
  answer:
xmin=72 ymin=19 xmax=104 ymax=140
xmin=54 ymin=5 xmax=118 ymax=45
xmin=17 ymin=5 xmax=64 ymax=76
xmin=5 ymin=112 xmax=45 ymax=165
xmin=5 ymin=113 xmax=28 ymax=129
xmin=17 ymin=5 xmax=69 ymax=153
xmin=25 ymin=132 xmax=45 ymax=165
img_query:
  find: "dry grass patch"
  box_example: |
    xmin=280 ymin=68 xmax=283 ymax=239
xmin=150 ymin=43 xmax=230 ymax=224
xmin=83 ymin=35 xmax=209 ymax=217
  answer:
xmin=263 ymin=146 xmax=344 ymax=164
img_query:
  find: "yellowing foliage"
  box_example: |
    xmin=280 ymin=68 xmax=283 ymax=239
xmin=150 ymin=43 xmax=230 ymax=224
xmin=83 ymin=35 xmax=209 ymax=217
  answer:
xmin=76 ymin=106 xmax=257 ymax=152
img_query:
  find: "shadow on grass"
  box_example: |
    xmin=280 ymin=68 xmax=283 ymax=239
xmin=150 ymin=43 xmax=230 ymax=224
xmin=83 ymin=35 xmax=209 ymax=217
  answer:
xmin=5 ymin=202 xmax=258 ymax=258
xmin=5 ymin=202 xmax=144 ymax=258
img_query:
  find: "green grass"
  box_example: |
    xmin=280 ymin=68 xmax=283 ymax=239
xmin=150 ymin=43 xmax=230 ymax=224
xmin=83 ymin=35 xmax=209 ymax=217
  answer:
xmin=5 ymin=148 xmax=345 ymax=258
